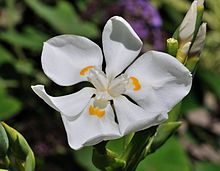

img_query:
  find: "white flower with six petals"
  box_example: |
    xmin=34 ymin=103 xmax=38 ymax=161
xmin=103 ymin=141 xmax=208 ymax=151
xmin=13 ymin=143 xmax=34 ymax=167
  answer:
xmin=32 ymin=16 xmax=192 ymax=150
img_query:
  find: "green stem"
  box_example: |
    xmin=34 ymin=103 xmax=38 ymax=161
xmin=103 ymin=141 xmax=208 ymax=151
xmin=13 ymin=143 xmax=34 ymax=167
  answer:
xmin=121 ymin=127 xmax=156 ymax=171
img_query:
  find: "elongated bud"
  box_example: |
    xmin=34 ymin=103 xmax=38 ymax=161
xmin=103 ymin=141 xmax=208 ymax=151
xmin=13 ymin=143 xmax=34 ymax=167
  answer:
xmin=197 ymin=0 xmax=204 ymax=7
xmin=189 ymin=23 xmax=206 ymax=57
xmin=166 ymin=38 xmax=178 ymax=57
xmin=178 ymin=1 xmax=197 ymax=45
xmin=176 ymin=42 xmax=191 ymax=64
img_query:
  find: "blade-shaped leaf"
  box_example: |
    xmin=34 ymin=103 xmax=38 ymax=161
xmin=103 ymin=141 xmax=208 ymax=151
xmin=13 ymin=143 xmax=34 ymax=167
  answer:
xmin=25 ymin=0 xmax=98 ymax=38
xmin=137 ymin=137 xmax=191 ymax=171
xmin=150 ymin=122 xmax=182 ymax=153
xmin=0 ymin=123 xmax=9 ymax=157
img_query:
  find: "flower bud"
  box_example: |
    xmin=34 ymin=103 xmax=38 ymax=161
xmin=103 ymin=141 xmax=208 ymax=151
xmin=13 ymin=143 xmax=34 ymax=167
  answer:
xmin=189 ymin=23 xmax=207 ymax=57
xmin=166 ymin=38 xmax=178 ymax=57
xmin=178 ymin=1 xmax=197 ymax=45
xmin=176 ymin=42 xmax=191 ymax=64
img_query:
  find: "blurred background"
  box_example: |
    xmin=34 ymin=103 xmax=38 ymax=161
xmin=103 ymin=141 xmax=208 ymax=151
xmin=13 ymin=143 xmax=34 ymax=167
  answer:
xmin=0 ymin=0 xmax=220 ymax=170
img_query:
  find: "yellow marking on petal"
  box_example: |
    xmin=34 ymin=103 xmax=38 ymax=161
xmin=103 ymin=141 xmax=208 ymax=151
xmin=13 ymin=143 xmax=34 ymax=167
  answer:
xmin=80 ymin=66 xmax=94 ymax=75
xmin=130 ymin=77 xmax=141 ymax=91
xmin=89 ymin=105 xmax=105 ymax=118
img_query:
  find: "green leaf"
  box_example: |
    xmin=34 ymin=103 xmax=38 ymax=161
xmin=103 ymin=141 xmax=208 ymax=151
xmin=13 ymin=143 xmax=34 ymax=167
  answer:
xmin=73 ymin=147 xmax=99 ymax=171
xmin=195 ymin=162 xmax=220 ymax=171
xmin=15 ymin=59 xmax=35 ymax=75
xmin=137 ymin=137 xmax=191 ymax=171
xmin=0 ymin=46 xmax=15 ymax=66
xmin=106 ymin=137 xmax=124 ymax=155
xmin=0 ymin=123 xmax=9 ymax=157
xmin=0 ymin=96 xmax=21 ymax=121
xmin=186 ymin=57 xmax=200 ymax=73
xmin=25 ymin=0 xmax=98 ymax=38
xmin=1 ymin=122 xmax=35 ymax=171
xmin=150 ymin=122 xmax=182 ymax=153
xmin=0 ymin=27 xmax=49 ymax=51
xmin=165 ymin=102 xmax=182 ymax=123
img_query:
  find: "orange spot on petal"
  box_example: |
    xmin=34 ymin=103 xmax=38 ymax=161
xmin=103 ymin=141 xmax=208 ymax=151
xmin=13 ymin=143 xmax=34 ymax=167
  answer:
xmin=130 ymin=77 xmax=141 ymax=91
xmin=89 ymin=105 xmax=105 ymax=118
xmin=80 ymin=66 xmax=94 ymax=75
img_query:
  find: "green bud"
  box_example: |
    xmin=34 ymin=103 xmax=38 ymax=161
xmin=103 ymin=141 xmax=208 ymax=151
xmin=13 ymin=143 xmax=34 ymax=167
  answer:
xmin=166 ymin=38 xmax=178 ymax=57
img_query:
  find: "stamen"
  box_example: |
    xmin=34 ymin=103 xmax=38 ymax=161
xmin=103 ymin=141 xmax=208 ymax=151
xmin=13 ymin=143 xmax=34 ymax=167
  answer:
xmin=80 ymin=66 xmax=94 ymax=75
xmin=108 ymin=74 xmax=129 ymax=97
xmin=89 ymin=105 xmax=105 ymax=118
xmin=130 ymin=77 xmax=141 ymax=91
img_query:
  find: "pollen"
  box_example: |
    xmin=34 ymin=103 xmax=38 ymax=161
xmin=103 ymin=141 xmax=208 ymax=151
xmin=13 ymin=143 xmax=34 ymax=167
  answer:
xmin=130 ymin=77 xmax=141 ymax=91
xmin=89 ymin=105 xmax=105 ymax=118
xmin=80 ymin=66 xmax=94 ymax=75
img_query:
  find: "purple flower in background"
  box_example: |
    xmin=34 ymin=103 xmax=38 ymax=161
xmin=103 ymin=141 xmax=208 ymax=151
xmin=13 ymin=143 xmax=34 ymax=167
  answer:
xmin=105 ymin=0 xmax=165 ymax=50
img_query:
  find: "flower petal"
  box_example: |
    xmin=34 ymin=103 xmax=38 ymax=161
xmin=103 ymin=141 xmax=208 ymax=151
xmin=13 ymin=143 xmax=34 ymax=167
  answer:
xmin=31 ymin=85 xmax=95 ymax=119
xmin=61 ymin=99 xmax=121 ymax=150
xmin=42 ymin=35 xmax=103 ymax=86
xmin=113 ymin=95 xmax=167 ymax=135
xmin=125 ymin=51 xmax=192 ymax=114
xmin=102 ymin=16 xmax=143 ymax=79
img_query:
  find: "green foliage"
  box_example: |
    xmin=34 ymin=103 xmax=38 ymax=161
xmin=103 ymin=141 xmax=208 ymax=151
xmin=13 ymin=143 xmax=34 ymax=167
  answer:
xmin=197 ymin=68 xmax=220 ymax=100
xmin=181 ymin=92 xmax=201 ymax=113
xmin=74 ymin=147 xmax=99 ymax=171
xmin=0 ymin=124 xmax=9 ymax=158
xmin=0 ymin=27 xmax=49 ymax=51
xmin=0 ymin=46 xmax=15 ymax=66
xmin=25 ymin=0 xmax=98 ymax=38
xmin=0 ymin=122 xmax=35 ymax=171
xmin=136 ymin=137 xmax=191 ymax=171
xmin=200 ymin=0 xmax=220 ymax=73
xmin=195 ymin=162 xmax=220 ymax=171
xmin=0 ymin=85 xmax=21 ymax=121
xmin=150 ymin=122 xmax=182 ymax=153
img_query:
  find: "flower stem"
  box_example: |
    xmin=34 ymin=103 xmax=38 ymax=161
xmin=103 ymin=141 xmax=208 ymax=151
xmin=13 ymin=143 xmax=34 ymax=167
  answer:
xmin=121 ymin=126 xmax=157 ymax=171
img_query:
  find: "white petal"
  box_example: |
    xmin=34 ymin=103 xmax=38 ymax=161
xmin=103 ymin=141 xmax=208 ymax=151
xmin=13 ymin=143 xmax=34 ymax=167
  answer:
xmin=102 ymin=16 xmax=143 ymax=79
xmin=31 ymin=85 xmax=95 ymax=119
xmin=178 ymin=1 xmax=197 ymax=45
xmin=42 ymin=35 xmax=103 ymax=86
xmin=61 ymin=99 xmax=121 ymax=150
xmin=113 ymin=95 xmax=167 ymax=135
xmin=125 ymin=51 xmax=192 ymax=114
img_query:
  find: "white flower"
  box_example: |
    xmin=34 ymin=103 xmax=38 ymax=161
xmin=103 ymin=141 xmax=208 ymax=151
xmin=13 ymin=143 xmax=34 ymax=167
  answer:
xmin=32 ymin=16 xmax=192 ymax=150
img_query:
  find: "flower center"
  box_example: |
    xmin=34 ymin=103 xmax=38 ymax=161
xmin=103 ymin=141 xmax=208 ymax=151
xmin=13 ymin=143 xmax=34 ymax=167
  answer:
xmin=80 ymin=66 xmax=141 ymax=118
